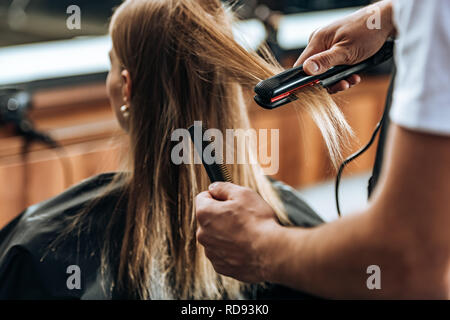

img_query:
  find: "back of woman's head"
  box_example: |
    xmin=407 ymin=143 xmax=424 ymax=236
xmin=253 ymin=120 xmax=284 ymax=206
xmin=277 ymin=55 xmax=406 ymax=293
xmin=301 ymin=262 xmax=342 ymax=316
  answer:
xmin=106 ymin=0 xmax=352 ymax=299
xmin=110 ymin=0 xmax=350 ymax=165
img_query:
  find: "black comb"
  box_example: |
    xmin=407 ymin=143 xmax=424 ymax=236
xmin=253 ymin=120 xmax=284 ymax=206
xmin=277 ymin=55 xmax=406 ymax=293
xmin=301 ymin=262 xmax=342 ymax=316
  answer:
xmin=188 ymin=125 xmax=233 ymax=183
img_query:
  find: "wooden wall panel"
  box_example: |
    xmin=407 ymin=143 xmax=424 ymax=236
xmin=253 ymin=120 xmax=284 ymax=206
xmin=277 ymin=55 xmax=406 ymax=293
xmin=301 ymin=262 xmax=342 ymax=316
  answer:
xmin=0 ymin=138 xmax=125 ymax=229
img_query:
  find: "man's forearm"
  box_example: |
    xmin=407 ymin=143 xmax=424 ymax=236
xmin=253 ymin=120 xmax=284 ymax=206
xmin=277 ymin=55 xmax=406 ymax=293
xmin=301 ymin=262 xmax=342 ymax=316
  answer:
xmin=262 ymin=126 xmax=450 ymax=299
xmin=263 ymin=210 xmax=411 ymax=298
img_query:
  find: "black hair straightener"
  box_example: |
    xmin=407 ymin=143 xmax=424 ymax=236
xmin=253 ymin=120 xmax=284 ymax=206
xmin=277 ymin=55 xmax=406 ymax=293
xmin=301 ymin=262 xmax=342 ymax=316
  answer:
xmin=254 ymin=40 xmax=394 ymax=109
xmin=188 ymin=125 xmax=233 ymax=183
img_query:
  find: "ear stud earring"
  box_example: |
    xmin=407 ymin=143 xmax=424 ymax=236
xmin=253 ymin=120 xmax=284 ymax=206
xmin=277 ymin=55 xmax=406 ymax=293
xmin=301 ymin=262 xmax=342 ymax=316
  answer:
xmin=120 ymin=105 xmax=130 ymax=119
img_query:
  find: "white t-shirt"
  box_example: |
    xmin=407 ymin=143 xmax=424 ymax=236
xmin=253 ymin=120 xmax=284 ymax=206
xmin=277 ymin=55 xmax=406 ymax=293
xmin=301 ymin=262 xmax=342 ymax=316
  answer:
xmin=391 ymin=0 xmax=450 ymax=136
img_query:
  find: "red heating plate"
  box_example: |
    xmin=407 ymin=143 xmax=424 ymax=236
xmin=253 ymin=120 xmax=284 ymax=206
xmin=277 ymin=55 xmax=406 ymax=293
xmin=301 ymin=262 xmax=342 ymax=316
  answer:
xmin=270 ymin=79 xmax=320 ymax=103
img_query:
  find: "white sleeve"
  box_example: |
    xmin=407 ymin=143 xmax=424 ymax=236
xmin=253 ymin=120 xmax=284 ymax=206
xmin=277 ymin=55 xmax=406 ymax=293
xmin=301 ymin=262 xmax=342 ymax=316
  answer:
xmin=390 ymin=0 xmax=450 ymax=136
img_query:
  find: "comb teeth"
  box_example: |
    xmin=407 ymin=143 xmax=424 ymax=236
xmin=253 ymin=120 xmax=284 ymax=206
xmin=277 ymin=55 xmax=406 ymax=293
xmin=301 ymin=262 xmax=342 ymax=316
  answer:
xmin=218 ymin=164 xmax=233 ymax=183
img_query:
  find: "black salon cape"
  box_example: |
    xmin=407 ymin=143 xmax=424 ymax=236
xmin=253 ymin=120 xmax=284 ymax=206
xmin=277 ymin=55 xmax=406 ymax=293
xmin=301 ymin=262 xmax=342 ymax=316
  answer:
xmin=0 ymin=173 xmax=324 ymax=300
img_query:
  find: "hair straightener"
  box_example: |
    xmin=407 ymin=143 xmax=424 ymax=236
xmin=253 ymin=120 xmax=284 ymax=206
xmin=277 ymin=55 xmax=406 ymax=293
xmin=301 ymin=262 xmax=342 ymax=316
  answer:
xmin=188 ymin=125 xmax=233 ymax=183
xmin=254 ymin=40 xmax=394 ymax=109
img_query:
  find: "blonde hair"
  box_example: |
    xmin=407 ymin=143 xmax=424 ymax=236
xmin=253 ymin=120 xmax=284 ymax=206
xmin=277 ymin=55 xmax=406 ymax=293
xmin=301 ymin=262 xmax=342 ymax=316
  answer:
xmin=95 ymin=0 xmax=351 ymax=299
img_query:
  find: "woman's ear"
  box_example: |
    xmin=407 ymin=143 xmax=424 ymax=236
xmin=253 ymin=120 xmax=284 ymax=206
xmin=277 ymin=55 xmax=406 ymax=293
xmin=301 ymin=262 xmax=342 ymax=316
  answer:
xmin=121 ymin=69 xmax=132 ymax=104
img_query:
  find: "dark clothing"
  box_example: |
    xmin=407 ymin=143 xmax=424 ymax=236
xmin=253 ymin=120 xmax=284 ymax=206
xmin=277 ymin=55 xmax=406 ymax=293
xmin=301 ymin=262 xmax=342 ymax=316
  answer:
xmin=0 ymin=173 xmax=323 ymax=300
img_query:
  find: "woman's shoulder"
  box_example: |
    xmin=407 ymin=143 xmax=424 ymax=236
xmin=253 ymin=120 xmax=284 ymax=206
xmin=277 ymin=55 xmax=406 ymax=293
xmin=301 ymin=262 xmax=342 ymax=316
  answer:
xmin=269 ymin=178 xmax=324 ymax=227
xmin=0 ymin=172 xmax=124 ymax=245
xmin=20 ymin=172 xmax=123 ymax=224
xmin=0 ymin=172 xmax=126 ymax=299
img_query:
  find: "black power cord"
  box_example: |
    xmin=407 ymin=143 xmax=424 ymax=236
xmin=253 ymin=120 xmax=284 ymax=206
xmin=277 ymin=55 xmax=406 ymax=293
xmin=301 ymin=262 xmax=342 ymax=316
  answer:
xmin=335 ymin=121 xmax=383 ymax=217
xmin=335 ymin=67 xmax=396 ymax=217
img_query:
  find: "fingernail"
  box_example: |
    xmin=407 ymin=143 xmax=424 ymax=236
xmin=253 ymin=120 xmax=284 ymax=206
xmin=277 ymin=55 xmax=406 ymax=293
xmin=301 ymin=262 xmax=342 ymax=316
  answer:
xmin=308 ymin=61 xmax=319 ymax=73
xmin=209 ymin=183 xmax=219 ymax=191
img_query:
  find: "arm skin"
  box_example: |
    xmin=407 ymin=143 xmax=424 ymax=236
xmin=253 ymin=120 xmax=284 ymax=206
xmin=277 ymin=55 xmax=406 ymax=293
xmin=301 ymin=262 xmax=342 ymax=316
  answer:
xmin=259 ymin=125 xmax=450 ymax=299
xmin=196 ymin=125 xmax=450 ymax=299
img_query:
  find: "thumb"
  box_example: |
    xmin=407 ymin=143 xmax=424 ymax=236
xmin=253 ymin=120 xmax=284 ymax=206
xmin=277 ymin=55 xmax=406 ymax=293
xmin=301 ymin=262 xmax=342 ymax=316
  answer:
xmin=208 ymin=182 xmax=239 ymax=201
xmin=303 ymin=46 xmax=350 ymax=75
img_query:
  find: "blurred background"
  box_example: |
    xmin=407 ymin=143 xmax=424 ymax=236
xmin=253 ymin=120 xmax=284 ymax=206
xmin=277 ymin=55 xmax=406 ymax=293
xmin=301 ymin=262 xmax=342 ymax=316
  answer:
xmin=0 ymin=0 xmax=391 ymax=227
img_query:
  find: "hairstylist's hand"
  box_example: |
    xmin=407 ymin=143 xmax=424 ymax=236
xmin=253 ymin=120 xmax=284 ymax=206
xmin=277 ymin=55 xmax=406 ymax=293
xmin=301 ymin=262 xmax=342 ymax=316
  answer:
xmin=195 ymin=182 xmax=283 ymax=283
xmin=295 ymin=0 xmax=395 ymax=94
